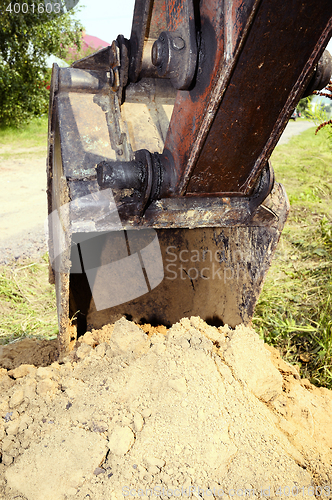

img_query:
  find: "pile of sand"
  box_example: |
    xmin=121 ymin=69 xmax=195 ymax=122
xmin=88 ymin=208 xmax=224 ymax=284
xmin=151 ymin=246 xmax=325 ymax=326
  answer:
xmin=0 ymin=317 xmax=331 ymax=500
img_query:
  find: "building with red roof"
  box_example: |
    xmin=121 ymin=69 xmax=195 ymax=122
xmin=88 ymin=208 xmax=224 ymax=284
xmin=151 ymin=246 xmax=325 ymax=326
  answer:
xmin=81 ymin=33 xmax=111 ymax=51
xmin=65 ymin=32 xmax=111 ymax=63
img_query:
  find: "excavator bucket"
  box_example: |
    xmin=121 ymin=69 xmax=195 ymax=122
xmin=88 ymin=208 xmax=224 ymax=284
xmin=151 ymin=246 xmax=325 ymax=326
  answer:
xmin=47 ymin=0 xmax=332 ymax=354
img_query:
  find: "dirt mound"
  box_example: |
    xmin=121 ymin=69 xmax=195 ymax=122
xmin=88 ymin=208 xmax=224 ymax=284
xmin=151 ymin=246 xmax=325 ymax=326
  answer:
xmin=0 ymin=317 xmax=331 ymax=500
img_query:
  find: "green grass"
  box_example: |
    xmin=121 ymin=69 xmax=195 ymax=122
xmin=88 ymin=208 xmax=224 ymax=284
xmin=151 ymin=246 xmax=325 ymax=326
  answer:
xmin=253 ymin=126 xmax=332 ymax=388
xmin=0 ymin=254 xmax=58 ymax=344
xmin=0 ymin=115 xmax=48 ymax=159
xmin=0 ymin=115 xmax=57 ymax=343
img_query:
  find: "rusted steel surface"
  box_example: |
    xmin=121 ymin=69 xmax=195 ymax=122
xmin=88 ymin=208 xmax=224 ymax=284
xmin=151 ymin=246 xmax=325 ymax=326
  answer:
xmin=47 ymin=67 xmax=74 ymax=354
xmin=162 ymin=0 xmax=259 ymax=195
xmin=137 ymin=178 xmax=287 ymax=230
xmin=56 ymin=91 xmax=133 ymax=180
xmin=129 ymin=0 xmax=152 ymax=82
xmin=249 ymin=183 xmax=289 ymax=233
xmin=148 ymin=0 xmax=167 ymax=39
xmin=64 ymin=163 xmax=274 ymax=231
xmin=187 ymin=0 xmax=332 ymax=194
xmin=163 ymin=0 xmax=332 ymax=195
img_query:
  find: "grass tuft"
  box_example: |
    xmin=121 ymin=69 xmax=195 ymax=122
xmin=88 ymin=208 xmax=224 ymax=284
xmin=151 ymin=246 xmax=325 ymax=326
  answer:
xmin=253 ymin=125 xmax=332 ymax=389
xmin=0 ymin=115 xmax=48 ymax=159
xmin=0 ymin=254 xmax=58 ymax=344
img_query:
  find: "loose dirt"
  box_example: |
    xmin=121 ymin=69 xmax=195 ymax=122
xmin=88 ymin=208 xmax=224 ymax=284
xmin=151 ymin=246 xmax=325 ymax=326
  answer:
xmin=0 ymin=338 xmax=58 ymax=371
xmin=0 ymin=316 xmax=331 ymax=500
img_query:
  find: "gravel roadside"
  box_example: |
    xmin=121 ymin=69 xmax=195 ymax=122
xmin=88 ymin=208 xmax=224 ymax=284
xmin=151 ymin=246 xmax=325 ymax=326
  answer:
xmin=0 ymin=156 xmax=48 ymax=264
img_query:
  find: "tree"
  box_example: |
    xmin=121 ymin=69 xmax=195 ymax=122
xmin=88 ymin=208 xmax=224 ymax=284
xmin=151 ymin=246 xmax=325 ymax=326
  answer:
xmin=297 ymin=95 xmax=314 ymax=117
xmin=0 ymin=1 xmax=83 ymax=127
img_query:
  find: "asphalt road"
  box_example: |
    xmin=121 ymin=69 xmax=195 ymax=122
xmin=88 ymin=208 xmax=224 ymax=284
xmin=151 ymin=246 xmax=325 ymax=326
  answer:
xmin=277 ymin=120 xmax=315 ymax=145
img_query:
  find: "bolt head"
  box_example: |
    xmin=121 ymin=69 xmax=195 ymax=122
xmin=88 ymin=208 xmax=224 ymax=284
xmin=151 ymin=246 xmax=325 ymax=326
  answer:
xmin=152 ymin=40 xmax=164 ymax=67
xmin=172 ymin=36 xmax=185 ymax=51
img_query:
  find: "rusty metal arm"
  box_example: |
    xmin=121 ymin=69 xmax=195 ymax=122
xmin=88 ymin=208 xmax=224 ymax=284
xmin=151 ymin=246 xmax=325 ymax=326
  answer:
xmin=160 ymin=0 xmax=332 ymax=196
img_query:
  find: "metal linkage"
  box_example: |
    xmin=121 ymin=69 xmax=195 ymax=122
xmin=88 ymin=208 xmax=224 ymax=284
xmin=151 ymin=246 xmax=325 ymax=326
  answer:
xmin=303 ymin=50 xmax=332 ymax=98
xmin=71 ymin=36 xmax=130 ymax=103
xmin=95 ymin=151 xmax=274 ymax=217
xmin=52 ymin=0 xmax=332 ymax=212
xmin=95 ymin=150 xmax=159 ymax=217
xmin=151 ymin=0 xmax=197 ymax=89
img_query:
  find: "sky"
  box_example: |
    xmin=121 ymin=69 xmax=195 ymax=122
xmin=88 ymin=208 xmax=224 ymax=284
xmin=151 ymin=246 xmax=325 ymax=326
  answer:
xmin=75 ymin=0 xmax=135 ymax=43
xmin=74 ymin=0 xmax=332 ymax=68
